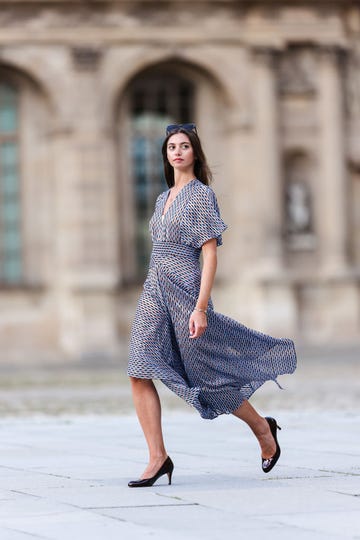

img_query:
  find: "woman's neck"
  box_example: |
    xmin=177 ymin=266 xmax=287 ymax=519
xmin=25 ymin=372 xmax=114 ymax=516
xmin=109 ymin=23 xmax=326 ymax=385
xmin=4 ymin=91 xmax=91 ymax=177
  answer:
xmin=173 ymin=172 xmax=195 ymax=189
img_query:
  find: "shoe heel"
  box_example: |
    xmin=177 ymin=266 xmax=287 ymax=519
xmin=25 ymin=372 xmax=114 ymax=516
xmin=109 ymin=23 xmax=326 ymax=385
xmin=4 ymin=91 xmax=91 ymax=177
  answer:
xmin=167 ymin=470 xmax=173 ymax=485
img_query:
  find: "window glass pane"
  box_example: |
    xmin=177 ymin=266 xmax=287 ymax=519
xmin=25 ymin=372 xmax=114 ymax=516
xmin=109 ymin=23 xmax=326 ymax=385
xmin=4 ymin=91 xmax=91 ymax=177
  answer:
xmin=0 ymin=83 xmax=22 ymax=283
xmin=0 ymin=84 xmax=18 ymax=133
xmin=0 ymin=174 xmax=19 ymax=196
xmin=1 ymin=200 xmax=20 ymax=224
xmin=0 ymin=142 xmax=19 ymax=199
xmin=3 ymin=228 xmax=21 ymax=251
xmin=2 ymin=258 xmax=22 ymax=283
xmin=1 ymin=141 xmax=18 ymax=167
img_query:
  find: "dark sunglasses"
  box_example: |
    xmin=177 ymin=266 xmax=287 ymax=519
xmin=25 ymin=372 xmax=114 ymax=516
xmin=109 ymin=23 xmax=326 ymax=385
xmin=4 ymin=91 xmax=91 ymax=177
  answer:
xmin=166 ymin=123 xmax=197 ymax=136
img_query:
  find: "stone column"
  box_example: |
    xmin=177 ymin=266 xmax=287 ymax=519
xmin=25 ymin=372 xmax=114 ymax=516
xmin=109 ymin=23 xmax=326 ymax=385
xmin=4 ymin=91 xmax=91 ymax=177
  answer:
xmin=51 ymin=127 xmax=83 ymax=357
xmin=251 ymin=47 xmax=300 ymax=337
xmin=252 ymin=47 xmax=283 ymax=275
xmin=318 ymin=46 xmax=348 ymax=273
xmin=51 ymin=47 xmax=120 ymax=359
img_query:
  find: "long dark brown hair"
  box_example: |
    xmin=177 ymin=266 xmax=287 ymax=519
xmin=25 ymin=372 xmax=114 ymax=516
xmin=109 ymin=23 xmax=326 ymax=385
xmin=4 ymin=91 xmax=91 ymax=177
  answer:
xmin=161 ymin=128 xmax=213 ymax=188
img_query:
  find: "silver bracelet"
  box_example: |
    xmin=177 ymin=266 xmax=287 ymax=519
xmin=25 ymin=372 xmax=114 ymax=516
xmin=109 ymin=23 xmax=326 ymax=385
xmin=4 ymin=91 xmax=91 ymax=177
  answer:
xmin=193 ymin=307 xmax=208 ymax=315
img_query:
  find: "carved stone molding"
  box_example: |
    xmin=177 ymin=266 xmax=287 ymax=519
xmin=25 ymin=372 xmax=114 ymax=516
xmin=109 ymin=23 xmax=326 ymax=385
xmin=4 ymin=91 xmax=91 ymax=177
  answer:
xmin=71 ymin=47 xmax=102 ymax=71
xmin=279 ymin=47 xmax=317 ymax=95
xmin=317 ymin=44 xmax=347 ymax=65
xmin=251 ymin=46 xmax=281 ymax=70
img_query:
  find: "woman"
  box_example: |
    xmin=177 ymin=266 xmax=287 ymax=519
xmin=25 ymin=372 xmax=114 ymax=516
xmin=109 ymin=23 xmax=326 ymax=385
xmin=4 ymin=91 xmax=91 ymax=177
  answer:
xmin=127 ymin=123 xmax=297 ymax=488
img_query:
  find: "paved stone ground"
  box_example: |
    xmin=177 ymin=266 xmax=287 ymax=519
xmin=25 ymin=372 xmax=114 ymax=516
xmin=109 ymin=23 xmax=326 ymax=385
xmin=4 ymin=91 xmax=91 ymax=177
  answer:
xmin=0 ymin=411 xmax=358 ymax=540
xmin=0 ymin=343 xmax=359 ymax=539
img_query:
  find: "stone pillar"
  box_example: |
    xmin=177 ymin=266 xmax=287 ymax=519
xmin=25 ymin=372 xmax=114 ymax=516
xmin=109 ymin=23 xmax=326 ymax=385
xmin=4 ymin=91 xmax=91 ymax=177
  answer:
xmin=252 ymin=47 xmax=283 ymax=275
xmin=51 ymin=128 xmax=83 ymax=357
xmin=318 ymin=46 xmax=348 ymax=273
xmin=50 ymin=47 xmax=120 ymax=359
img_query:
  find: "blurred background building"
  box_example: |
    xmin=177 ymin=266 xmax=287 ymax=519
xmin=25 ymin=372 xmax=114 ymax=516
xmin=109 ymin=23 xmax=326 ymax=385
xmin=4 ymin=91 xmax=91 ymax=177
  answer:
xmin=0 ymin=0 xmax=360 ymax=364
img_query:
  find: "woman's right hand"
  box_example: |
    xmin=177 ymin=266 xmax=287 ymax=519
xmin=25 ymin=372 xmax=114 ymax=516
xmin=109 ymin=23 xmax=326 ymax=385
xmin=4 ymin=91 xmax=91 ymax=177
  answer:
xmin=189 ymin=310 xmax=207 ymax=339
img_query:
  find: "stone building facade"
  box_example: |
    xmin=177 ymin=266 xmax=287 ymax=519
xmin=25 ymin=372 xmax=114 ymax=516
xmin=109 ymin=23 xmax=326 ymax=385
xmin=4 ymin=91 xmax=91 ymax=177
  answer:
xmin=0 ymin=1 xmax=360 ymax=363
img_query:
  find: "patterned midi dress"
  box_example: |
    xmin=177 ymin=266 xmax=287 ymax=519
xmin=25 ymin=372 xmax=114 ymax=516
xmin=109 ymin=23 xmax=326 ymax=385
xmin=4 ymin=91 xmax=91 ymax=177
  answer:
xmin=128 ymin=178 xmax=297 ymax=420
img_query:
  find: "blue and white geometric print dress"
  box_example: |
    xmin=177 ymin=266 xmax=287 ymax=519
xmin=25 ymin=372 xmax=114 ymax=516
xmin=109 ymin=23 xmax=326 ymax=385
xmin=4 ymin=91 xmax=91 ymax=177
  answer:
xmin=128 ymin=178 xmax=297 ymax=420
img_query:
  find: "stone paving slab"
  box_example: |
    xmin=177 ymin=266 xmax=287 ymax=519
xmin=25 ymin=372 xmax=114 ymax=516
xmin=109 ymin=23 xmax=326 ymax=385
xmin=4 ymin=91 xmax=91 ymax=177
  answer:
xmin=0 ymin=411 xmax=359 ymax=540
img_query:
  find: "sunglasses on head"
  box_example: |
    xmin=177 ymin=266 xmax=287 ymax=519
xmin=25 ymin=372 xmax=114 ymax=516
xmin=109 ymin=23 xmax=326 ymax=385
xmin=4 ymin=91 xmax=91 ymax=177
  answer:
xmin=166 ymin=123 xmax=197 ymax=136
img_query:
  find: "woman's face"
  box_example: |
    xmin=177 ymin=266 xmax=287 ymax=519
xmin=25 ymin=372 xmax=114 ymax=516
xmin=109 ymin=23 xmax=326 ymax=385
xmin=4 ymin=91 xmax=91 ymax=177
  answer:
xmin=166 ymin=133 xmax=195 ymax=172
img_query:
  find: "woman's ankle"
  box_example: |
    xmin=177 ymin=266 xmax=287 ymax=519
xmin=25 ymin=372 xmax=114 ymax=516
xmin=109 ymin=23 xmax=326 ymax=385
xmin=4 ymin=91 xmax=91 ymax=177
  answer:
xmin=149 ymin=451 xmax=168 ymax=463
xmin=252 ymin=417 xmax=269 ymax=438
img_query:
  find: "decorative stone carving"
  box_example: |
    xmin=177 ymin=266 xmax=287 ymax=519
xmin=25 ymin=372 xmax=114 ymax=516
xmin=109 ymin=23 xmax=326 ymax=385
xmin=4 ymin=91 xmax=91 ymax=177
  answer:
xmin=71 ymin=47 xmax=102 ymax=71
xmin=252 ymin=46 xmax=280 ymax=70
xmin=279 ymin=47 xmax=317 ymax=95
xmin=284 ymin=153 xmax=315 ymax=249
xmin=285 ymin=180 xmax=312 ymax=234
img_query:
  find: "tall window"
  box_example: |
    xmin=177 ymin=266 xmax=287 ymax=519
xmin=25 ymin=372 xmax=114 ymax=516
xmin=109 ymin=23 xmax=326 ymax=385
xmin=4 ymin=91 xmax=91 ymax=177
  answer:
xmin=0 ymin=82 xmax=22 ymax=284
xmin=130 ymin=72 xmax=194 ymax=278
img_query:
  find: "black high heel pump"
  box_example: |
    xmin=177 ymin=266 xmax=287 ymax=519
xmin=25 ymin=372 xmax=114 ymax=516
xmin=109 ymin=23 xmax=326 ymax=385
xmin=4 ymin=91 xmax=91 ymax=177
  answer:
xmin=262 ymin=417 xmax=281 ymax=474
xmin=128 ymin=456 xmax=174 ymax=488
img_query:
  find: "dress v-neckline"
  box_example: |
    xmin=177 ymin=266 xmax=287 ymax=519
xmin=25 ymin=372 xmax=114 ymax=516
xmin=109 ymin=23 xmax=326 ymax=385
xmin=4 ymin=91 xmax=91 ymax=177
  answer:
xmin=161 ymin=179 xmax=196 ymax=221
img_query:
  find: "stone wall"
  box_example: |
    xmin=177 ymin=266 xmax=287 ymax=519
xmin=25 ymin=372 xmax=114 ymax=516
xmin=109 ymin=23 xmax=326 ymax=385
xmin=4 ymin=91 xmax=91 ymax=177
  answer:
xmin=0 ymin=1 xmax=359 ymax=363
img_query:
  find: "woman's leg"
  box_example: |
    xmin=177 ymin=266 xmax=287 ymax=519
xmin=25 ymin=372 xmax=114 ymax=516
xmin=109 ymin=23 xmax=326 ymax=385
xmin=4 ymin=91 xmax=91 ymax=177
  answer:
xmin=130 ymin=377 xmax=168 ymax=478
xmin=232 ymin=399 xmax=276 ymax=459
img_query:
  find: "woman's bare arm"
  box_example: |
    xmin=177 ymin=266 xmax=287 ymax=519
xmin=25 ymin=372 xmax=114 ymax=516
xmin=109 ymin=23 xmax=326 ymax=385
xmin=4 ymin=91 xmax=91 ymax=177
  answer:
xmin=189 ymin=238 xmax=217 ymax=339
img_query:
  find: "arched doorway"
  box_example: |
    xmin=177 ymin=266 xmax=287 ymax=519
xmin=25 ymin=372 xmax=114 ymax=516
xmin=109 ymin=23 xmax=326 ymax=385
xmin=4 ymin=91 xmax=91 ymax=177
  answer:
xmin=117 ymin=60 xmax=226 ymax=286
xmin=119 ymin=67 xmax=195 ymax=282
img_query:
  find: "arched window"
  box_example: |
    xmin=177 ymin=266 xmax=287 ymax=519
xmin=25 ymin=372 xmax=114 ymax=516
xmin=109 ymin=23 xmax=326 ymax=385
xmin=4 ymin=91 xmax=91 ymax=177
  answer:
xmin=0 ymin=82 xmax=22 ymax=284
xmin=129 ymin=72 xmax=194 ymax=278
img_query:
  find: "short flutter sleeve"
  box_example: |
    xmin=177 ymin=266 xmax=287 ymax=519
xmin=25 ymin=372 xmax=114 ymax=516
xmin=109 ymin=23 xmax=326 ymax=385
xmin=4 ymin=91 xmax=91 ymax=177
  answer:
xmin=181 ymin=184 xmax=228 ymax=248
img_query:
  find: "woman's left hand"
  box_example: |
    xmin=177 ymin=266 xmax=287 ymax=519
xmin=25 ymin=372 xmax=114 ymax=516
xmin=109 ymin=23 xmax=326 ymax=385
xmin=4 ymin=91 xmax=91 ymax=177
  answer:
xmin=189 ymin=310 xmax=207 ymax=339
